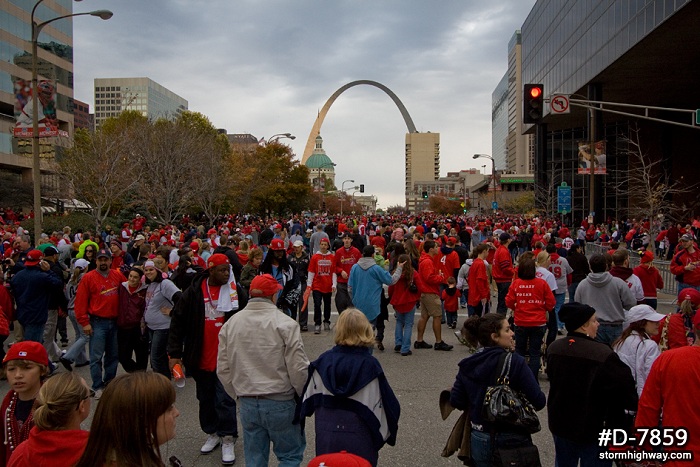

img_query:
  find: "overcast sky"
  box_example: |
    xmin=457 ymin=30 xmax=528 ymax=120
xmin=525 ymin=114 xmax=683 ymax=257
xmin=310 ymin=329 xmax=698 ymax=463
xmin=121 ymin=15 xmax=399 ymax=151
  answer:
xmin=73 ymin=0 xmax=537 ymax=209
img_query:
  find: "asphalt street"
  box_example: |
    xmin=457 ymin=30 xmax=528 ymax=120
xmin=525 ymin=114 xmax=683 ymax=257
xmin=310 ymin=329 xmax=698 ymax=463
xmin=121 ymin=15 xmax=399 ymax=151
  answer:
xmin=0 ymin=293 xmax=678 ymax=466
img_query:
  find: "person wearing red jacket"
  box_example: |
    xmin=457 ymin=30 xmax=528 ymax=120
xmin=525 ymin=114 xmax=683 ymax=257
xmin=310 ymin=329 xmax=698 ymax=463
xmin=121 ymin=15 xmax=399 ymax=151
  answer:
xmin=388 ymin=254 xmax=422 ymax=356
xmin=636 ymin=311 xmax=700 ymax=466
xmin=506 ymin=258 xmax=556 ymax=379
xmin=334 ymin=233 xmax=361 ymax=314
xmin=440 ymin=277 xmax=461 ymax=329
xmin=414 ymin=240 xmax=452 ymax=351
xmin=492 ymin=232 xmax=515 ymax=315
xmin=74 ymin=248 xmax=125 ymax=398
xmin=467 ymin=244 xmax=491 ymax=317
xmin=307 ymin=238 xmax=337 ymax=334
xmin=633 ymin=250 xmax=664 ymax=309
xmin=654 ymin=288 xmax=700 ymax=350
xmin=669 ymin=233 xmax=700 ymax=293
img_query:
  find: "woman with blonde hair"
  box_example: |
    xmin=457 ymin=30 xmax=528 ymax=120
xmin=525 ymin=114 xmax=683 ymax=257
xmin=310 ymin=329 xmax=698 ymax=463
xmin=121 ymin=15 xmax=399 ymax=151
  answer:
xmin=8 ymin=372 xmax=91 ymax=466
xmin=75 ymin=372 xmax=180 ymax=467
xmin=300 ymin=308 xmax=400 ymax=466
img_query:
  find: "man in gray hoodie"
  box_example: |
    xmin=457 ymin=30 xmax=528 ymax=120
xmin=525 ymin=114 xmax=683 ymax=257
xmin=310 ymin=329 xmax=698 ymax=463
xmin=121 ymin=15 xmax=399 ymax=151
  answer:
xmin=574 ymin=253 xmax=636 ymax=345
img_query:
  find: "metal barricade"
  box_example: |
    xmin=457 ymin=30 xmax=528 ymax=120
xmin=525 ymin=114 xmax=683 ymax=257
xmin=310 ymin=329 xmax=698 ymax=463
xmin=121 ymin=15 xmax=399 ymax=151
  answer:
xmin=584 ymin=243 xmax=677 ymax=295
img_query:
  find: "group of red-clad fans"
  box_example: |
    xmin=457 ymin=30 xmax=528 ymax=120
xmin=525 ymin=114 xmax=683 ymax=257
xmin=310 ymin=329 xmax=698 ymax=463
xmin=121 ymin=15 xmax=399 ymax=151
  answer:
xmin=1 ymin=208 xmax=700 ymax=466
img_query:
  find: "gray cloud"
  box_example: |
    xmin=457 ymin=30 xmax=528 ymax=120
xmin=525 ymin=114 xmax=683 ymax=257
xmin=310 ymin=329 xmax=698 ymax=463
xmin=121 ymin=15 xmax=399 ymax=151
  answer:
xmin=73 ymin=0 xmax=536 ymax=209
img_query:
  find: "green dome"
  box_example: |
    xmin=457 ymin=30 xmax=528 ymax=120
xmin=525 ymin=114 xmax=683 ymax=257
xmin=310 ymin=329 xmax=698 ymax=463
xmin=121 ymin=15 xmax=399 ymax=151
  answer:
xmin=306 ymin=153 xmax=335 ymax=169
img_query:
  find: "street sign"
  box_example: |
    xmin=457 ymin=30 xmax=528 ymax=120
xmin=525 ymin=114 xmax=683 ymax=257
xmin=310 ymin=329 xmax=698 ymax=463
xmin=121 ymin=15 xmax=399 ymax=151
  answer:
xmin=696 ymin=109 xmax=700 ymax=125
xmin=557 ymin=182 xmax=571 ymax=213
xmin=550 ymin=95 xmax=570 ymax=114
xmin=492 ymin=201 xmax=498 ymax=210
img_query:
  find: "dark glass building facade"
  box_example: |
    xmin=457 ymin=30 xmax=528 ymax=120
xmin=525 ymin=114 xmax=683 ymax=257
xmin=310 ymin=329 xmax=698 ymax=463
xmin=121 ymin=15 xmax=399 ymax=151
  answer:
xmin=521 ymin=0 xmax=700 ymax=224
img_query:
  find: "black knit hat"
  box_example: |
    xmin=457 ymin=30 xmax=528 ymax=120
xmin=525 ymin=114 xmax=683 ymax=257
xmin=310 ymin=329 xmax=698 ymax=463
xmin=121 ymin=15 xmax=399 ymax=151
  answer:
xmin=559 ymin=302 xmax=596 ymax=333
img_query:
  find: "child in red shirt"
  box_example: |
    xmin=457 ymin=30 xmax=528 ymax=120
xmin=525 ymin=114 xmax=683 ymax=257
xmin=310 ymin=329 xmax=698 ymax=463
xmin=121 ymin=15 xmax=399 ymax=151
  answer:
xmin=441 ymin=276 xmax=461 ymax=329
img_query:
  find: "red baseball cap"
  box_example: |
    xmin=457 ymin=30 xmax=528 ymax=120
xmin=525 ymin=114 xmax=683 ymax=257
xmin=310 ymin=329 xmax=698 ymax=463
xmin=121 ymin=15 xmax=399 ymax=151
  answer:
xmin=207 ymin=253 xmax=229 ymax=269
xmin=307 ymin=451 xmax=371 ymax=467
xmin=3 ymin=341 xmax=49 ymax=367
xmin=25 ymin=249 xmax=42 ymax=266
xmin=270 ymin=238 xmax=285 ymax=251
xmin=679 ymin=288 xmax=700 ymax=309
xmin=249 ymin=274 xmax=283 ymax=297
xmin=640 ymin=250 xmax=654 ymax=263
xmin=189 ymin=241 xmax=200 ymax=250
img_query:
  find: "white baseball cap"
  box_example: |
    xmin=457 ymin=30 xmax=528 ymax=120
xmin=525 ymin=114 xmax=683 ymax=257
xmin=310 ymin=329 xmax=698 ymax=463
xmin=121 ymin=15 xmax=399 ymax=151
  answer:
xmin=625 ymin=305 xmax=666 ymax=326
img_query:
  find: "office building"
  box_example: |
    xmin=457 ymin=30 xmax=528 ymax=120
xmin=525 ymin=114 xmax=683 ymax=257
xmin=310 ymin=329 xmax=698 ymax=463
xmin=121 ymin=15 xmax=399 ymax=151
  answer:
xmin=1 ymin=0 xmax=75 ymax=202
xmin=93 ymin=77 xmax=187 ymax=127
xmin=71 ymin=98 xmax=92 ymax=130
xmin=520 ymin=0 xmax=700 ymax=222
xmin=493 ymin=31 xmax=533 ymax=176
xmin=405 ymin=132 xmax=440 ymax=212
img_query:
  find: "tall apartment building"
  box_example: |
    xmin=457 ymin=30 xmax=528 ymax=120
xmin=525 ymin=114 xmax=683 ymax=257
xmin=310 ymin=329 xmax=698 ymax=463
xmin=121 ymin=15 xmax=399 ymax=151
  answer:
xmin=405 ymin=132 xmax=439 ymax=212
xmin=93 ymin=77 xmax=187 ymax=127
xmin=1 ymin=0 xmax=76 ymax=200
xmin=492 ymin=31 xmax=532 ymax=175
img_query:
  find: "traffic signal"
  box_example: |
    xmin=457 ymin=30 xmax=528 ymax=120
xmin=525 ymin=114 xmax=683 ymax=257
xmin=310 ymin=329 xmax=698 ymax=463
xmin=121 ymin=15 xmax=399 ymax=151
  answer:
xmin=422 ymin=191 xmax=428 ymax=199
xmin=359 ymin=184 xmax=364 ymax=193
xmin=523 ymin=84 xmax=544 ymax=123
xmin=322 ymin=201 xmax=326 ymax=210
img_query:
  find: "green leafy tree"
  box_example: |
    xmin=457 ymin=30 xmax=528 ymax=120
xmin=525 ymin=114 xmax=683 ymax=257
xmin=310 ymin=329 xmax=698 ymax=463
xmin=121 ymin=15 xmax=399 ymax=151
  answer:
xmin=58 ymin=111 xmax=147 ymax=231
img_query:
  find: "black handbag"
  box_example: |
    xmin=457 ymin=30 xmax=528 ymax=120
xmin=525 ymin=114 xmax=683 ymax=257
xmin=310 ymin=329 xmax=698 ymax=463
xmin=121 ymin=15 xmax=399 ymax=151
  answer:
xmin=482 ymin=351 xmax=541 ymax=434
xmin=492 ymin=443 xmax=542 ymax=467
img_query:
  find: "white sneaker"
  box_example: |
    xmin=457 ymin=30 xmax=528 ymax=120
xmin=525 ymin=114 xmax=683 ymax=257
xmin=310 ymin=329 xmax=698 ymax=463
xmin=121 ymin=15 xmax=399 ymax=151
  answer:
xmin=200 ymin=434 xmax=220 ymax=454
xmin=93 ymin=389 xmax=103 ymax=401
xmin=221 ymin=436 xmax=236 ymax=465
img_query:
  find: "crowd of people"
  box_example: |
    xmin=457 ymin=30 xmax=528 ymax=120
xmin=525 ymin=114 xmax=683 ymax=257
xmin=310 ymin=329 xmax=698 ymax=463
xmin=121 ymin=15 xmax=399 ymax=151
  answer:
xmin=0 ymin=211 xmax=699 ymax=465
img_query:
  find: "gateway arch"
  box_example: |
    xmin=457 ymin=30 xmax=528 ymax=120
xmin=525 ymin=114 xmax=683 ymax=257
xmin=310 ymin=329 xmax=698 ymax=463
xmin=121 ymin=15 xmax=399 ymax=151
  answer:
xmin=301 ymin=80 xmax=417 ymax=164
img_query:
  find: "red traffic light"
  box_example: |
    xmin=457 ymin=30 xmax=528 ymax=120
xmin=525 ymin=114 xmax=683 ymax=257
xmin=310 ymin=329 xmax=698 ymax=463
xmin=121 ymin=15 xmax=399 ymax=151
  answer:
xmin=529 ymin=86 xmax=542 ymax=99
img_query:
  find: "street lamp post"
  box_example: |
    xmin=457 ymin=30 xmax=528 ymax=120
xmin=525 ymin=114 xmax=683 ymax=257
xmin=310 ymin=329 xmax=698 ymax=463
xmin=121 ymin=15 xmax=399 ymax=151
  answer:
xmin=473 ymin=154 xmax=497 ymax=213
xmin=340 ymin=179 xmax=355 ymax=216
xmin=267 ymin=132 xmax=296 ymax=143
xmin=30 ymin=0 xmax=112 ymax=244
xmin=316 ymin=162 xmax=336 ymax=210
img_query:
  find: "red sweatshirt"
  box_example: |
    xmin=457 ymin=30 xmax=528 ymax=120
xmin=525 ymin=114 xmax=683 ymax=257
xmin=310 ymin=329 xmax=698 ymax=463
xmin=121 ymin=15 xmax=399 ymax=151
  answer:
xmin=505 ymin=277 xmax=556 ymax=327
xmin=389 ymin=276 xmax=422 ymax=313
xmin=335 ymin=247 xmax=361 ymax=284
xmin=633 ymin=264 xmax=664 ymax=299
xmin=669 ymin=247 xmax=700 ymax=286
xmin=441 ymin=287 xmax=461 ymax=312
xmin=636 ymin=346 xmax=700 ymax=466
xmin=8 ymin=427 xmax=88 ymax=467
xmin=467 ymin=258 xmax=490 ymax=306
xmin=74 ymin=269 xmax=125 ymax=326
xmin=418 ymin=252 xmax=444 ymax=295
xmin=492 ymin=245 xmax=515 ymax=283
xmin=308 ymin=252 xmax=337 ymax=293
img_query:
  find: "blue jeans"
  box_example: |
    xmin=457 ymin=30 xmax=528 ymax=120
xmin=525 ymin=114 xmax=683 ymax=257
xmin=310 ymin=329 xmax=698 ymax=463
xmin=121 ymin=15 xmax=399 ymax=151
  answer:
xmin=471 ymin=430 xmax=533 ymax=467
xmin=394 ymin=308 xmax=416 ymax=354
xmin=595 ymin=323 xmax=622 ymax=346
xmin=553 ymin=435 xmax=611 ymax=467
xmin=496 ymin=282 xmax=511 ymax=315
xmin=514 ymin=325 xmax=546 ymax=379
xmin=554 ymin=293 xmax=566 ymax=329
xmin=63 ymin=309 xmax=89 ymax=365
xmin=313 ymin=290 xmax=332 ymax=326
xmin=21 ymin=323 xmax=45 ymax=343
xmin=148 ymin=328 xmax=170 ymax=379
xmin=238 ymin=397 xmax=306 ymax=467
xmin=678 ymin=282 xmax=700 ymax=296
xmin=89 ymin=316 xmax=119 ymax=391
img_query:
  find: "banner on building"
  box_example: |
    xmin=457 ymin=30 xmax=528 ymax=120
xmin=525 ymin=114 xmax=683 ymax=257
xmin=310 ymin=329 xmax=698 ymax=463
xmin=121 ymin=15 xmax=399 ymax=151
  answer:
xmin=14 ymin=78 xmax=59 ymax=137
xmin=577 ymin=140 xmax=607 ymax=175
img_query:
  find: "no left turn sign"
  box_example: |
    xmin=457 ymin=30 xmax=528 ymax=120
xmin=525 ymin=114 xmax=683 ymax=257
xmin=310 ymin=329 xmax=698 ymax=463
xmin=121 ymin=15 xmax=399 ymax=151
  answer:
xmin=550 ymin=95 xmax=570 ymax=114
